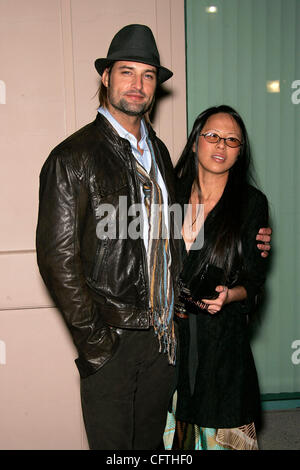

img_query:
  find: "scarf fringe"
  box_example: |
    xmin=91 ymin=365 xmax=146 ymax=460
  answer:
xmin=151 ymin=312 xmax=176 ymax=365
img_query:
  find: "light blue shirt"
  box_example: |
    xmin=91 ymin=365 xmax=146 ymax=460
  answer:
xmin=98 ymin=107 xmax=169 ymax=248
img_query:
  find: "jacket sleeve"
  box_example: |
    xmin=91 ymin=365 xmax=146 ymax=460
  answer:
xmin=236 ymin=188 xmax=270 ymax=315
xmin=36 ymin=150 xmax=119 ymax=378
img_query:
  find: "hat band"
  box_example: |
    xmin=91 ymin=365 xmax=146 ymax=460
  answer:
xmin=108 ymin=48 xmax=160 ymax=65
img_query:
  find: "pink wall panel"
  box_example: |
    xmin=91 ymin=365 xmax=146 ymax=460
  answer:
xmin=0 ymin=0 xmax=66 ymax=250
xmin=0 ymin=0 xmax=186 ymax=449
xmin=0 ymin=308 xmax=87 ymax=450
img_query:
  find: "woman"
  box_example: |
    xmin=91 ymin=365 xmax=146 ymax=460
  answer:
xmin=166 ymin=105 xmax=270 ymax=450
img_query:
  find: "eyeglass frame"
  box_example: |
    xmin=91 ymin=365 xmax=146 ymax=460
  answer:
xmin=199 ymin=132 xmax=243 ymax=148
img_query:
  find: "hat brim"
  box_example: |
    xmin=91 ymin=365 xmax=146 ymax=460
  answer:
xmin=95 ymin=57 xmax=173 ymax=84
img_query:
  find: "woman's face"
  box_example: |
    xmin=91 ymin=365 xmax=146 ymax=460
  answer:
xmin=195 ymin=113 xmax=242 ymax=176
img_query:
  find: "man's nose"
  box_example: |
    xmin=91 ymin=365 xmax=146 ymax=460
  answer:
xmin=132 ymin=74 xmax=143 ymax=90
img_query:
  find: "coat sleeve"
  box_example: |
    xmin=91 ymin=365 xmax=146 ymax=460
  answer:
xmin=36 ymin=150 xmax=119 ymax=378
xmin=235 ymin=188 xmax=270 ymax=315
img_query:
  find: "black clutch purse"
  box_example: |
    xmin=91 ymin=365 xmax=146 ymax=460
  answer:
xmin=175 ymin=264 xmax=226 ymax=316
xmin=189 ymin=264 xmax=225 ymax=300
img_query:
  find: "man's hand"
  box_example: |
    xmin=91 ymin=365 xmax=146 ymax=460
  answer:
xmin=256 ymin=227 xmax=272 ymax=258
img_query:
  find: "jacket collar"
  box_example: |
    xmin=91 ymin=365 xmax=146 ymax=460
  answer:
xmin=94 ymin=112 xmax=167 ymax=185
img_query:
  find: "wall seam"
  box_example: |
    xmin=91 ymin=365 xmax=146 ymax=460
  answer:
xmin=60 ymin=0 xmax=77 ymax=135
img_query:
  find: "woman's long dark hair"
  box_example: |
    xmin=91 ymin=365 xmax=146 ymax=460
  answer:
xmin=176 ymin=105 xmax=256 ymax=283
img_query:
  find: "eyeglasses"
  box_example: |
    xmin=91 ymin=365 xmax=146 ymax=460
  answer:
xmin=199 ymin=132 xmax=243 ymax=148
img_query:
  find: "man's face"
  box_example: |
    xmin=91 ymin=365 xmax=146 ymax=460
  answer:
xmin=102 ymin=61 xmax=157 ymax=117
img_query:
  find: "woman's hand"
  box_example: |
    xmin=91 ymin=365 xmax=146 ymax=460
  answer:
xmin=200 ymin=286 xmax=229 ymax=314
xmin=200 ymin=285 xmax=247 ymax=315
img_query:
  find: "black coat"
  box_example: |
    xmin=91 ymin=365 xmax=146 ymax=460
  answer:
xmin=36 ymin=113 xmax=181 ymax=378
xmin=175 ymin=184 xmax=269 ymax=428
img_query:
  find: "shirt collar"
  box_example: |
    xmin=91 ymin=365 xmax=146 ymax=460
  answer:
xmin=98 ymin=106 xmax=149 ymax=151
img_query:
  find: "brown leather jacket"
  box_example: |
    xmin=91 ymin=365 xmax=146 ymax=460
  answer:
xmin=36 ymin=113 xmax=181 ymax=378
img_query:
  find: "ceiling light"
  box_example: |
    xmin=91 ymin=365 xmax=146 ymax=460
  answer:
xmin=266 ymin=80 xmax=280 ymax=93
xmin=205 ymin=6 xmax=218 ymax=13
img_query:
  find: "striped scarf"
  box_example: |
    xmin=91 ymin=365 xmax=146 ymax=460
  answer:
xmin=135 ymin=139 xmax=176 ymax=364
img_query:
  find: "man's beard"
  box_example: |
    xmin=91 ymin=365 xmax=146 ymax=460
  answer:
xmin=111 ymin=100 xmax=148 ymax=116
xmin=108 ymin=90 xmax=153 ymax=117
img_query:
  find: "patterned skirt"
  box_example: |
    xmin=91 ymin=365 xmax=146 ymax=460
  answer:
xmin=164 ymin=392 xmax=259 ymax=451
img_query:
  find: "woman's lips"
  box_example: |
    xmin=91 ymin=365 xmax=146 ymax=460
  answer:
xmin=211 ymin=154 xmax=225 ymax=162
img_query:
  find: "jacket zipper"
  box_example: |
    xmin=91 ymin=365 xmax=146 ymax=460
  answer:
xmin=92 ymin=238 xmax=107 ymax=282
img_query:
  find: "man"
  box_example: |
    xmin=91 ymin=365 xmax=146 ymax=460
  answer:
xmin=36 ymin=24 xmax=271 ymax=450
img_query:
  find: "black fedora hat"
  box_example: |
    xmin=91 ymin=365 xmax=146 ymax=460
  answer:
xmin=95 ymin=24 xmax=173 ymax=84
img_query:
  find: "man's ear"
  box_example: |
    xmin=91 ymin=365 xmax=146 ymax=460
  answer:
xmin=102 ymin=68 xmax=109 ymax=88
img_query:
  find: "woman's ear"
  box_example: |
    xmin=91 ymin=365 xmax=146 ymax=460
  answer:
xmin=192 ymin=141 xmax=196 ymax=153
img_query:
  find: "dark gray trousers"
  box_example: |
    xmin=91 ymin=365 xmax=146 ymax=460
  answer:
xmin=80 ymin=327 xmax=176 ymax=450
